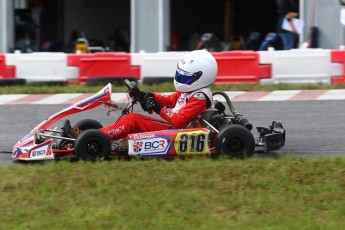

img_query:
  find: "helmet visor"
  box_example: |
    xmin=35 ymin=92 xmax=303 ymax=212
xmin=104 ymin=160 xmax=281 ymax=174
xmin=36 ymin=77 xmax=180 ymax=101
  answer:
xmin=175 ymin=66 xmax=202 ymax=85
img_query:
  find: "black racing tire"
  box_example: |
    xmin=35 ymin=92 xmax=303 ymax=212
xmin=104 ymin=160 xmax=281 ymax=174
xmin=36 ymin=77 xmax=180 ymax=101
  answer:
xmin=73 ymin=119 xmax=103 ymax=130
xmin=75 ymin=129 xmax=111 ymax=161
xmin=216 ymin=124 xmax=255 ymax=158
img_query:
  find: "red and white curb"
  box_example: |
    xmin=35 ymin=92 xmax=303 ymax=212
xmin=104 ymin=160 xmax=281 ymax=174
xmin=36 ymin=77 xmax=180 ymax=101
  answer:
xmin=1 ymin=90 xmax=345 ymax=105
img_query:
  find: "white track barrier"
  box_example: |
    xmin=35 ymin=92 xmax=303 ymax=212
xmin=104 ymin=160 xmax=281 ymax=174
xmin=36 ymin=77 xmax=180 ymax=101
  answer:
xmin=259 ymin=48 xmax=343 ymax=84
xmin=5 ymin=52 xmax=78 ymax=83
xmin=131 ymin=51 xmax=187 ymax=82
xmin=2 ymin=49 xmax=345 ymax=85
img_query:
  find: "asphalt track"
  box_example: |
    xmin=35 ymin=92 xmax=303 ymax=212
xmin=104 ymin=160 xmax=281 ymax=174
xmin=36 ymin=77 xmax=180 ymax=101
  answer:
xmin=1 ymin=100 xmax=345 ymax=164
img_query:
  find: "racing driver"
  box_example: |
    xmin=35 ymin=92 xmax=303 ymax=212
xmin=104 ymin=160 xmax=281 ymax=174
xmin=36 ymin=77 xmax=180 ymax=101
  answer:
xmin=63 ymin=49 xmax=218 ymax=142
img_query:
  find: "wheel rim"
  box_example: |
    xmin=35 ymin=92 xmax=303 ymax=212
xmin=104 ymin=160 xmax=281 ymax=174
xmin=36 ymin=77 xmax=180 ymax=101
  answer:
xmin=227 ymin=137 xmax=244 ymax=153
xmin=86 ymin=139 xmax=102 ymax=156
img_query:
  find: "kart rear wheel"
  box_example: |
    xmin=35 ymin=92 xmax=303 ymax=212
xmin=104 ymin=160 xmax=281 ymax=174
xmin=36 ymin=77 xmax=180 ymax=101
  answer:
xmin=74 ymin=119 xmax=103 ymax=130
xmin=75 ymin=129 xmax=110 ymax=161
xmin=216 ymin=124 xmax=255 ymax=158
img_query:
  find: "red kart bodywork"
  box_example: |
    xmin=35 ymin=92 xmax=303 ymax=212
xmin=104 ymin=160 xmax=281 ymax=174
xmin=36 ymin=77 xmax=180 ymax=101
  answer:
xmin=13 ymin=84 xmax=113 ymax=160
xmin=13 ymin=82 xmax=286 ymax=161
xmin=12 ymin=84 xmax=218 ymax=161
xmin=127 ymin=128 xmax=215 ymax=157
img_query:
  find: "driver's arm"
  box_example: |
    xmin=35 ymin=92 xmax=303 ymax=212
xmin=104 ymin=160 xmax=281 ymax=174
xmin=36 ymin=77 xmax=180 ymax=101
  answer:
xmin=154 ymin=92 xmax=181 ymax=107
xmin=158 ymin=95 xmax=208 ymax=128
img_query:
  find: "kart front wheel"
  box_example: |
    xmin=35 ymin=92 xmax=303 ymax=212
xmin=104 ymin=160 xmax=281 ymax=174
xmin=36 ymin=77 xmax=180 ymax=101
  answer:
xmin=75 ymin=129 xmax=110 ymax=161
xmin=74 ymin=119 xmax=103 ymax=130
xmin=216 ymin=124 xmax=255 ymax=158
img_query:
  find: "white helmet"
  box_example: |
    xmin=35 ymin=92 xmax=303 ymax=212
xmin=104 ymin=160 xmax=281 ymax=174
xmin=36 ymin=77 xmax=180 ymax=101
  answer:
xmin=174 ymin=50 xmax=218 ymax=92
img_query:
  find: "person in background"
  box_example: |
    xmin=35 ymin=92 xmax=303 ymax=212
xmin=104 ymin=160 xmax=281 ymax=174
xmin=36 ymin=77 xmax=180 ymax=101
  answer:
xmin=276 ymin=0 xmax=299 ymax=50
xmin=340 ymin=0 xmax=345 ymax=26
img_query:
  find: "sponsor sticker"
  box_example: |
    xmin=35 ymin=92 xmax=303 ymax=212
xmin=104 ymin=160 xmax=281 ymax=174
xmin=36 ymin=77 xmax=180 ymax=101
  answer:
xmin=193 ymin=93 xmax=206 ymax=100
xmin=129 ymin=136 xmax=170 ymax=156
xmin=30 ymin=143 xmax=52 ymax=159
xmin=165 ymin=109 xmax=174 ymax=118
xmin=108 ymin=125 xmax=125 ymax=139
xmin=130 ymin=133 xmax=155 ymax=140
xmin=133 ymin=141 xmax=143 ymax=152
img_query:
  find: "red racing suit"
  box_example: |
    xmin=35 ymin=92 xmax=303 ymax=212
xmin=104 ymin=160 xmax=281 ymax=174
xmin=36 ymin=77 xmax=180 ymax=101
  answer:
xmin=100 ymin=87 xmax=214 ymax=140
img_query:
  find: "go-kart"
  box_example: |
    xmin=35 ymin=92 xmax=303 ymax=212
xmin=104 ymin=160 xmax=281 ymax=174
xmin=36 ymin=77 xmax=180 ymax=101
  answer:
xmin=12 ymin=79 xmax=286 ymax=161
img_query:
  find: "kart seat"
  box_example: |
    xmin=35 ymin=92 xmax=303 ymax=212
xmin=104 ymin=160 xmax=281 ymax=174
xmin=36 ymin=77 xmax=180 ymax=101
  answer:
xmin=186 ymin=108 xmax=218 ymax=128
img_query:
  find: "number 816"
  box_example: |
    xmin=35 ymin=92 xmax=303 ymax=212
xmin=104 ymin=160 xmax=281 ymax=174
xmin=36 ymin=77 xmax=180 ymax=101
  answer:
xmin=179 ymin=133 xmax=206 ymax=153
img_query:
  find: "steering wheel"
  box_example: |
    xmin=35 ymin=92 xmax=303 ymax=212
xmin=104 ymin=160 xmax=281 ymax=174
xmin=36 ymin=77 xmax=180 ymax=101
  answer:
xmin=124 ymin=79 xmax=136 ymax=91
xmin=123 ymin=79 xmax=154 ymax=114
xmin=124 ymin=79 xmax=142 ymax=102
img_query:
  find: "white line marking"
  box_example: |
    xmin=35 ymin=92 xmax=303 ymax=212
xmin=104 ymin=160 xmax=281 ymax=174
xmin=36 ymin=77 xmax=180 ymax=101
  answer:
xmin=259 ymin=90 xmax=301 ymax=101
xmin=317 ymin=89 xmax=345 ymax=100
xmin=0 ymin=94 xmax=28 ymax=104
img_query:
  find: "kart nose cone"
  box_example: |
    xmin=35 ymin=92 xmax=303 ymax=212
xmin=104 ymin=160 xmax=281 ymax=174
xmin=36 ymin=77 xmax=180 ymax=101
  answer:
xmin=12 ymin=146 xmax=23 ymax=158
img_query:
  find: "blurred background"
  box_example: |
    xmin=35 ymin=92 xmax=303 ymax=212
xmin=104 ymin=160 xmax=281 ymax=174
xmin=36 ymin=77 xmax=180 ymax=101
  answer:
xmin=0 ymin=0 xmax=343 ymax=53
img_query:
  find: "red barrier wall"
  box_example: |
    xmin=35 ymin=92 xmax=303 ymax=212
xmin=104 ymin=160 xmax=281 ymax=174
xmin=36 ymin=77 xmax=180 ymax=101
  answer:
xmin=331 ymin=50 xmax=345 ymax=84
xmin=212 ymin=51 xmax=271 ymax=84
xmin=68 ymin=52 xmax=140 ymax=84
xmin=0 ymin=54 xmax=15 ymax=78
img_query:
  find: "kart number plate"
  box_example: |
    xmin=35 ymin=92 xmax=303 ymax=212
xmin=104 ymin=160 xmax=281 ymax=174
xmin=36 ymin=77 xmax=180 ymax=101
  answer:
xmin=174 ymin=130 xmax=210 ymax=155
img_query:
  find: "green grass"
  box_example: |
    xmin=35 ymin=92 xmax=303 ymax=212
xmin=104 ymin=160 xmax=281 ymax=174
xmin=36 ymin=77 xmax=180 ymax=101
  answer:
xmin=2 ymin=82 xmax=345 ymax=229
xmin=1 ymin=82 xmax=345 ymax=94
xmin=1 ymin=156 xmax=345 ymax=229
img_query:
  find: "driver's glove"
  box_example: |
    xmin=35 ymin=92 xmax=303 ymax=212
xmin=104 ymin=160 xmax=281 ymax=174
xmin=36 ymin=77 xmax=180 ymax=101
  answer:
xmin=129 ymin=86 xmax=146 ymax=102
xmin=144 ymin=99 xmax=163 ymax=114
xmin=139 ymin=92 xmax=154 ymax=111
